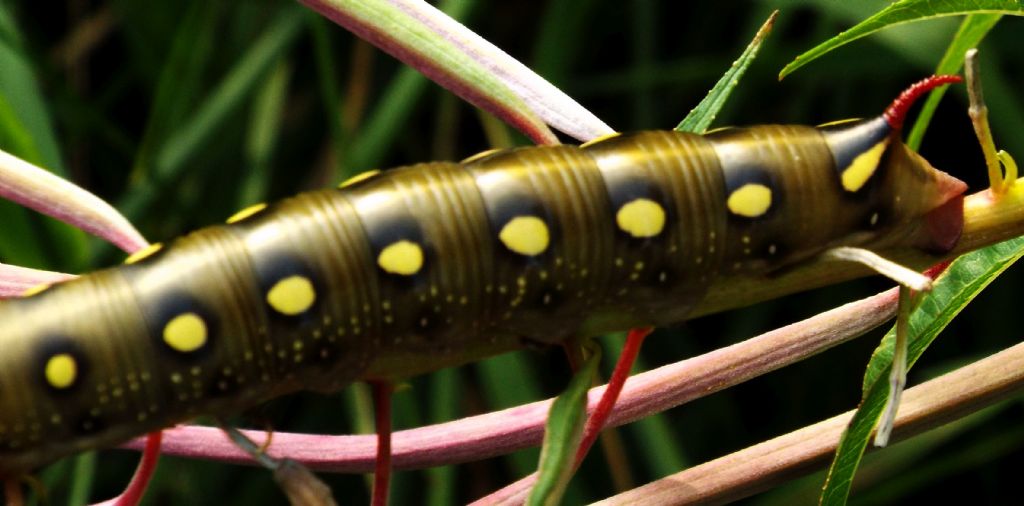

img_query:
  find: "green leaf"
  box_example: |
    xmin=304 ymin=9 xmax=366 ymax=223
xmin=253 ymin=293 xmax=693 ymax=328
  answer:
xmin=119 ymin=4 xmax=305 ymax=219
xmin=528 ymin=344 xmax=602 ymax=506
xmin=820 ymin=236 xmax=1024 ymax=505
xmin=906 ymin=14 xmax=1002 ymax=150
xmin=675 ymin=11 xmax=777 ymax=134
xmin=308 ymin=14 xmax=347 ymax=182
xmin=130 ymin=0 xmax=221 ymax=178
xmin=780 ymin=0 xmax=1024 ymax=79
xmin=240 ymin=59 xmax=291 ymax=207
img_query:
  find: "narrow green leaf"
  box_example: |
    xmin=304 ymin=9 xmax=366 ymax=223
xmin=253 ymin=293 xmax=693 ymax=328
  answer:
xmin=67 ymin=452 xmax=97 ymax=506
xmin=153 ymin=6 xmax=304 ymax=180
xmin=240 ymin=59 xmax=292 ymax=207
xmin=675 ymin=11 xmax=777 ymax=134
xmin=780 ymin=0 xmax=1024 ymax=79
xmin=119 ymin=5 xmax=305 ymax=219
xmin=528 ymin=345 xmax=601 ymax=506
xmin=820 ymin=236 xmax=1024 ymax=505
xmin=131 ymin=0 xmax=221 ymax=178
xmin=308 ymin=14 xmax=347 ymax=182
xmin=906 ymin=14 xmax=1002 ymax=150
xmin=0 ymin=3 xmax=22 ymax=48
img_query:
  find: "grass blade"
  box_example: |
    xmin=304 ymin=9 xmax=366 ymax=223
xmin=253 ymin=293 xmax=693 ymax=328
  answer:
xmin=675 ymin=11 xmax=777 ymax=134
xmin=528 ymin=345 xmax=601 ymax=506
xmin=906 ymin=14 xmax=1002 ymax=150
xmin=780 ymin=0 xmax=1024 ymax=79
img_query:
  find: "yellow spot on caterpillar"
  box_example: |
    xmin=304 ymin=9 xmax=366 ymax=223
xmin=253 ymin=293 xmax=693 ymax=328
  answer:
xmin=816 ymin=118 xmax=862 ymax=128
xmin=163 ymin=313 xmax=208 ymax=353
xmin=124 ymin=243 xmax=163 ymax=264
xmin=21 ymin=283 xmax=51 ymax=297
xmin=226 ymin=202 xmax=267 ymax=224
xmin=727 ymin=184 xmax=772 ymax=218
xmin=338 ymin=169 xmax=381 ymax=189
xmin=616 ymin=198 xmax=666 ymax=238
xmin=45 ymin=353 xmax=77 ymax=389
xmin=841 ymin=140 xmax=889 ymax=192
xmin=499 ymin=216 xmax=549 ymax=256
xmin=267 ymin=276 xmax=317 ymax=315
xmin=377 ymin=240 xmax=425 ymax=275
xmin=460 ymin=148 xmax=501 ymax=164
xmin=579 ymin=131 xmax=621 ymax=148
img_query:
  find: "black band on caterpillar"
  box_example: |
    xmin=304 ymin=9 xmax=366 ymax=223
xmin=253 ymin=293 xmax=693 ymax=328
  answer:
xmin=0 ymin=78 xmax=966 ymax=477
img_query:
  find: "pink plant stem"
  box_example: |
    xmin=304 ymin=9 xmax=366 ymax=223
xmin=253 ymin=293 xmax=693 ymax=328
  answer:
xmin=298 ymin=0 xmax=559 ymax=146
xmin=123 ymin=287 xmax=900 ymax=472
xmin=593 ymin=337 xmax=1024 ymax=505
xmin=575 ymin=327 xmax=652 ymax=467
xmin=371 ymin=381 xmax=394 ymax=506
xmin=0 ymin=263 xmax=77 ymax=298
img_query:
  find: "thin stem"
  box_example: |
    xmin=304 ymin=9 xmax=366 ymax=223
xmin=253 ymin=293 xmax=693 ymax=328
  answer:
xmin=874 ymin=286 xmax=911 ymax=447
xmin=575 ymin=328 xmax=652 ymax=467
xmin=371 ymin=381 xmax=394 ymax=506
xmin=109 ymin=431 xmax=162 ymax=506
xmin=965 ymin=49 xmax=1006 ymax=194
xmin=592 ymin=338 xmax=1024 ymax=505
xmin=823 ymin=247 xmax=932 ymax=291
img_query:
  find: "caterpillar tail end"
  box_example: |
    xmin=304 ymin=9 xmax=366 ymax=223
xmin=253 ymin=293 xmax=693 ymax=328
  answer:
xmin=884 ymin=75 xmax=964 ymax=131
xmin=920 ymin=171 xmax=968 ymax=254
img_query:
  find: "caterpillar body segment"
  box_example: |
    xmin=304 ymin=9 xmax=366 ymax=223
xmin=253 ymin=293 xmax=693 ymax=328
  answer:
xmin=0 ymin=83 xmax=966 ymax=477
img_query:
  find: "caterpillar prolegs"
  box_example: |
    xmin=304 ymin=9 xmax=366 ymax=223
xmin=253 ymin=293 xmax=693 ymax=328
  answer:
xmin=0 ymin=77 xmax=965 ymax=477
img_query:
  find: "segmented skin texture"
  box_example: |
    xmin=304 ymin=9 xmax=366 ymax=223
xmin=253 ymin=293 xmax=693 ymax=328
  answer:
xmin=0 ymin=116 xmax=964 ymax=476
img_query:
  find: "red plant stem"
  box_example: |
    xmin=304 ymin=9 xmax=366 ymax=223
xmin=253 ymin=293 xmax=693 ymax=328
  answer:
xmin=93 ymin=431 xmax=162 ymax=506
xmin=575 ymin=327 xmax=652 ymax=467
xmin=883 ymin=75 xmax=962 ymax=130
xmin=371 ymin=381 xmax=394 ymax=506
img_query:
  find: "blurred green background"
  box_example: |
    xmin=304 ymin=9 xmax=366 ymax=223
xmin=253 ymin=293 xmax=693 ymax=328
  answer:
xmin=0 ymin=0 xmax=1021 ymax=504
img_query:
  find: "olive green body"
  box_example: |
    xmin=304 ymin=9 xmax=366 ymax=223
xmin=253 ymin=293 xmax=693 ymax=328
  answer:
xmin=0 ymin=118 xmax=964 ymax=475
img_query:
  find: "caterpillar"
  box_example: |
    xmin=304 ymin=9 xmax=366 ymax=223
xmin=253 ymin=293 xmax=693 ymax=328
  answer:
xmin=0 ymin=77 xmax=966 ymax=478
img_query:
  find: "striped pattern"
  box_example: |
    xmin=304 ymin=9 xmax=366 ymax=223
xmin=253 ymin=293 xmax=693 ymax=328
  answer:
xmin=0 ymin=117 xmax=964 ymax=476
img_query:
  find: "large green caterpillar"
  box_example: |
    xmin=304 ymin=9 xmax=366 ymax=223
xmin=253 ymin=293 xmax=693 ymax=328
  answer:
xmin=0 ymin=77 xmax=966 ymax=478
